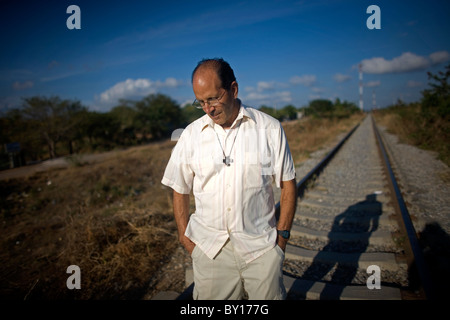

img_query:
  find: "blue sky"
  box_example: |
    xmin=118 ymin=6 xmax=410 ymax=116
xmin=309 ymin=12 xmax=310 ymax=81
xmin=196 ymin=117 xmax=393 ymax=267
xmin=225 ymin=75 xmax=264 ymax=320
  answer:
xmin=1 ymin=0 xmax=449 ymax=113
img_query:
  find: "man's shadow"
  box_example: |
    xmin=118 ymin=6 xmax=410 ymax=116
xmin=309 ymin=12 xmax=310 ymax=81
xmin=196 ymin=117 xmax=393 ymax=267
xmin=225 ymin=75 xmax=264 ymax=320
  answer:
xmin=287 ymin=193 xmax=382 ymax=299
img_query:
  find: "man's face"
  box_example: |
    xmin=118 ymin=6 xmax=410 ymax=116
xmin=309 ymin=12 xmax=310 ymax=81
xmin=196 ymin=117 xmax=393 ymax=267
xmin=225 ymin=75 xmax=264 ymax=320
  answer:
xmin=192 ymin=67 xmax=238 ymax=128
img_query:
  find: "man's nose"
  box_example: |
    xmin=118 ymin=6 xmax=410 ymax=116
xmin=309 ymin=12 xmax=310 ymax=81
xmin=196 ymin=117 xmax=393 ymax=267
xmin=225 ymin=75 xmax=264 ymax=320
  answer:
xmin=204 ymin=103 xmax=215 ymax=112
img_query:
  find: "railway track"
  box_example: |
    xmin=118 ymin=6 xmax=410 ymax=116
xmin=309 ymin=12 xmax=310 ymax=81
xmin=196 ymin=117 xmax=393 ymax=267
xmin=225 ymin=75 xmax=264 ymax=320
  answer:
xmin=283 ymin=114 xmax=430 ymax=300
xmin=172 ymin=114 xmax=432 ymax=300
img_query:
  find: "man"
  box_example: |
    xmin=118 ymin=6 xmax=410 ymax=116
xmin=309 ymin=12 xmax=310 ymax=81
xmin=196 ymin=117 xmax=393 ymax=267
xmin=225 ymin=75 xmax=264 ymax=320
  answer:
xmin=161 ymin=58 xmax=297 ymax=300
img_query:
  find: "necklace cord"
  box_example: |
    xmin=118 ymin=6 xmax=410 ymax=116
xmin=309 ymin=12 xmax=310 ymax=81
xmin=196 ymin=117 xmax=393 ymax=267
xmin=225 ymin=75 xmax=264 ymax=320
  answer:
xmin=216 ymin=119 xmax=243 ymax=164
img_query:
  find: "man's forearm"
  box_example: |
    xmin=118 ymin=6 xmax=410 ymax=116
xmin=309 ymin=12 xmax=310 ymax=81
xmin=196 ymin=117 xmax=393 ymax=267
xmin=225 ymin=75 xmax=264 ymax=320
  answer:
xmin=276 ymin=179 xmax=297 ymax=250
xmin=173 ymin=190 xmax=195 ymax=253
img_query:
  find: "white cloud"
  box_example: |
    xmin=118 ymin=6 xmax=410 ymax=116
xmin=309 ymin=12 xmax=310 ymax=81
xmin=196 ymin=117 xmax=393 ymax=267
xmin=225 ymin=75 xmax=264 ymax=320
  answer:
xmin=242 ymin=80 xmax=293 ymax=106
xmin=247 ymin=81 xmax=288 ymax=93
xmin=311 ymin=87 xmax=324 ymax=93
xmin=275 ymin=91 xmax=292 ymax=103
xmin=334 ymin=73 xmax=351 ymax=83
xmin=161 ymin=77 xmax=180 ymax=88
xmin=246 ymin=91 xmax=267 ymax=101
xmin=244 ymin=89 xmax=292 ymax=106
xmin=12 ymin=80 xmax=34 ymax=90
xmin=365 ymin=81 xmax=380 ymax=88
xmin=359 ymin=51 xmax=450 ymax=74
xmin=429 ymin=51 xmax=450 ymax=65
xmin=360 ymin=52 xmax=428 ymax=74
xmin=257 ymin=81 xmax=275 ymax=91
xmin=98 ymin=77 xmax=183 ymax=105
xmin=290 ymin=75 xmax=316 ymax=87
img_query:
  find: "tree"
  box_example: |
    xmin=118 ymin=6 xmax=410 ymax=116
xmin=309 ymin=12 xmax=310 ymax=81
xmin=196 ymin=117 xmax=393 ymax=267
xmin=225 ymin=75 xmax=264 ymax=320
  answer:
xmin=305 ymin=99 xmax=334 ymax=118
xmin=309 ymin=99 xmax=333 ymax=114
xmin=333 ymin=98 xmax=360 ymax=118
xmin=134 ymin=94 xmax=184 ymax=140
xmin=421 ymin=63 xmax=450 ymax=119
xmin=258 ymin=105 xmax=280 ymax=119
xmin=109 ymin=104 xmax=138 ymax=145
xmin=181 ymin=103 xmax=204 ymax=124
xmin=64 ymin=100 xmax=89 ymax=154
xmin=278 ymin=104 xmax=298 ymax=120
xmin=0 ymin=109 xmax=39 ymax=167
xmin=22 ymin=96 xmax=87 ymax=159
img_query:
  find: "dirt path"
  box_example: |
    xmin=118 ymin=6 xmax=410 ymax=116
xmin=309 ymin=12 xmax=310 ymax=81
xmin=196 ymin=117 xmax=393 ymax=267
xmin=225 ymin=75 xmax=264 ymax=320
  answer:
xmin=0 ymin=151 xmax=120 ymax=181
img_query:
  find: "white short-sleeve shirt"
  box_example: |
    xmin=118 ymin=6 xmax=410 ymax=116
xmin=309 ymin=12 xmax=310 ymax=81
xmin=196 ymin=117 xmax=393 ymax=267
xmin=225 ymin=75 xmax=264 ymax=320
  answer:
xmin=161 ymin=104 xmax=295 ymax=263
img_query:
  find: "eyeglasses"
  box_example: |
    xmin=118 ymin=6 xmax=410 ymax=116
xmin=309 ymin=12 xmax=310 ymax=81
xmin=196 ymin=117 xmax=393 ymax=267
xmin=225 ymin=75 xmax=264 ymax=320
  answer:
xmin=192 ymin=90 xmax=227 ymax=109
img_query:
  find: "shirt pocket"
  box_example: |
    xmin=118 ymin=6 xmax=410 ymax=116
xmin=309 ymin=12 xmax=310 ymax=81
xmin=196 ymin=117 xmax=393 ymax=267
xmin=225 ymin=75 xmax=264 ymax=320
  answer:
xmin=191 ymin=155 xmax=219 ymax=193
xmin=244 ymin=152 xmax=273 ymax=189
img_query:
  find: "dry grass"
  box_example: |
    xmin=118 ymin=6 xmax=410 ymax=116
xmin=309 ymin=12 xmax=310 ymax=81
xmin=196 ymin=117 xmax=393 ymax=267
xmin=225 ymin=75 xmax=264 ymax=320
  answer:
xmin=1 ymin=140 xmax=178 ymax=299
xmin=0 ymin=114 xmax=363 ymax=300
xmin=283 ymin=114 xmax=364 ymax=165
xmin=373 ymin=105 xmax=449 ymax=166
xmin=373 ymin=109 xmax=419 ymax=146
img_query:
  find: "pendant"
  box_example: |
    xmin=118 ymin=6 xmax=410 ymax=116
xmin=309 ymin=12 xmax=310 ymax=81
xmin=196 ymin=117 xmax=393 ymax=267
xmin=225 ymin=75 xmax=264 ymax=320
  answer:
xmin=223 ymin=156 xmax=233 ymax=166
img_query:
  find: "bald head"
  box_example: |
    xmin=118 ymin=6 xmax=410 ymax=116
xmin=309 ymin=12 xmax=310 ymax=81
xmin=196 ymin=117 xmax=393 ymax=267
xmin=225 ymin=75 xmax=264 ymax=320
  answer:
xmin=192 ymin=58 xmax=236 ymax=90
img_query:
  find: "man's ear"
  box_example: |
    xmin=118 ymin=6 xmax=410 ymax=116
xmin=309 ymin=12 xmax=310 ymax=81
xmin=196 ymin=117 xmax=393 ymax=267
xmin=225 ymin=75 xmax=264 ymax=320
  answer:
xmin=231 ymin=81 xmax=238 ymax=99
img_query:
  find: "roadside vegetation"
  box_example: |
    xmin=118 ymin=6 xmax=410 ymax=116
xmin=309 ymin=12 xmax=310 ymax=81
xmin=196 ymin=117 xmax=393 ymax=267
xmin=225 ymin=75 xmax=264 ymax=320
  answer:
xmin=0 ymin=94 xmax=360 ymax=170
xmin=373 ymin=64 xmax=450 ymax=166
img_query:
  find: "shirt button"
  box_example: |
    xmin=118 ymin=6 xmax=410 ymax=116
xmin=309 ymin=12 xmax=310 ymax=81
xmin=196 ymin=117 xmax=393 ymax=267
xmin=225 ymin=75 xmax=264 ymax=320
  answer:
xmin=227 ymin=208 xmax=231 ymax=211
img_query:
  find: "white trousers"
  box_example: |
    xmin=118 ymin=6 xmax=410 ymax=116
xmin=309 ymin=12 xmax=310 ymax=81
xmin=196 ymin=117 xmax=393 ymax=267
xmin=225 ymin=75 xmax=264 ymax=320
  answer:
xmin=191 ymin=239 xmax=286 ymax=300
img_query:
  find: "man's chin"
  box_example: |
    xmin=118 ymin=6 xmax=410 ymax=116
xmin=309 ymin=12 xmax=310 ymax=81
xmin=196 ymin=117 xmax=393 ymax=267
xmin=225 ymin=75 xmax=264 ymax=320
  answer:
xmin=209 ymin=114 xmax=223 ymax=124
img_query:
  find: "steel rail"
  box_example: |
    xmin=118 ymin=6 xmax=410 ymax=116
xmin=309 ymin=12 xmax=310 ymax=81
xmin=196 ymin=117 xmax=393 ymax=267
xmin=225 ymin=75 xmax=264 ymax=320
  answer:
xmin=371 ymin=116 xmax=435 ymax=300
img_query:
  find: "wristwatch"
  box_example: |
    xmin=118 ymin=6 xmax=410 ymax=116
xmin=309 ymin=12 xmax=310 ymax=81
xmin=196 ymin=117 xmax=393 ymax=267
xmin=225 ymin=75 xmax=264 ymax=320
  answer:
xmin=277 ymin=230 xmax=290 ymax=239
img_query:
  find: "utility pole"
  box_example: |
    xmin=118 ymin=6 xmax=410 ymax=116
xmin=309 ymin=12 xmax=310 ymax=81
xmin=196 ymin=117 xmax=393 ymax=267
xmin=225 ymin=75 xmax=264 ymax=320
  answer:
xmin=372 ymin=89 xmax=377 ymax=110
xmin=359 ymin=64 xmax=364 ymax=111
